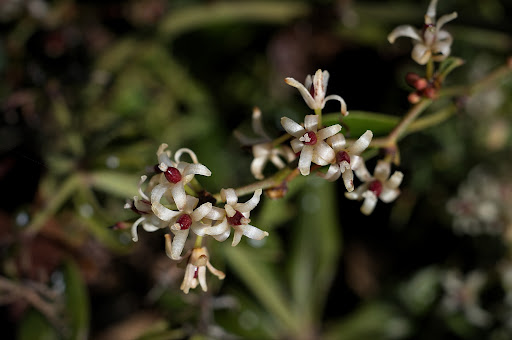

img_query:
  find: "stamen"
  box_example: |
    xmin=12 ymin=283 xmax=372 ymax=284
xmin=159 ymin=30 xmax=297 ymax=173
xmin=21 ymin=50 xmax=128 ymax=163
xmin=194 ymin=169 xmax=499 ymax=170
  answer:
xmin=369 ymin=180 xmax=383 ymax=197
xmin=336 ymin=151 xmax=351 ymax=164
xmin=164 ymin=167 xmax=182 ymax=183
xmin=177 ymin=214 xmax=193 ymax=230
xmin=299 ymin=131 xmax=317 ymax=145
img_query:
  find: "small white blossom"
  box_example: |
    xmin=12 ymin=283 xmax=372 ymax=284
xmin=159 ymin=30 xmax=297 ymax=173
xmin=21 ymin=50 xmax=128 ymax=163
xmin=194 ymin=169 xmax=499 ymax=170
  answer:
xmin=281 ymin=115 xmax=341 ymax=176
xmin=156 ymin=144 xmax=211 ymax=210
xmin=236 ymin=108 xmax=295 ymax=180
xmin=345 ymin=160 xmax=403 ymax=215
xmin=441 ymin=270 xmax=491 ymax=327
xmin=152 ymin=188 xmax=213 ymax=260
xmin=197 ymin=189 xmax=269 ymax=246
xmin=320 ymin=130 xmax=373 ymax=191
xmin=179 ymin=247 xmax=225 ymax=294
xmin=388 ymin=0 xmax=457 ymax=65
xmin=285 ymin=69 xmax=348 ymax=115
xmin=125 ymin=175 xmax=167 ymax=242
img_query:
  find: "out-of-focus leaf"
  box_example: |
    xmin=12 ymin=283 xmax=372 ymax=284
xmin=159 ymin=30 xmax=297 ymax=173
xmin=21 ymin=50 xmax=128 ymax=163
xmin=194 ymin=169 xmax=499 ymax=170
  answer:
xmin=224 ymin=245 xmax=299 ymax=335
xmin=17 ymin=309 xmax=59 ymax=340
xmin=324 ymin=111 xmax=399 ymax=137
xmin=289 ymin=176 xmax=341 ymax=327
xmin=398 ymin=266 xmax=441 ymax=316
xmin=324 ymin=302 xmax=408 ymax=340
xmin=63 ymin=259 xmax=90 ymax=340
xmin=159 ymin=2 xmax=310 ymax=39
xmin=438 ymin=57 xmax=465 ymax=81
xmin=88 ymin=171 xmax=138 ymax=198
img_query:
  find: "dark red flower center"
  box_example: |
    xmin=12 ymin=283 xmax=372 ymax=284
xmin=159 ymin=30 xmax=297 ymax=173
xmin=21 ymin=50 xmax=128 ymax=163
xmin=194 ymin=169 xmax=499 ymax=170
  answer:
xmin=309 ymin=83 xmax=315 ymax=98
xmin=177 ymin=214 xmax=192 ymax=230
xmin=227 ymin=210 xmax=245 ymax=226
xmin=336 ymin=151 xmax=350 ymax=164
xmin=164 ymin=167 xmax=182 ymax=183
xmin=302 ymin=131 xmax=317 ymax=145
xmin=193 ymin=267 xmax=198 ymax=278
xmin=369 ymin=180 xmax=383 ymax=197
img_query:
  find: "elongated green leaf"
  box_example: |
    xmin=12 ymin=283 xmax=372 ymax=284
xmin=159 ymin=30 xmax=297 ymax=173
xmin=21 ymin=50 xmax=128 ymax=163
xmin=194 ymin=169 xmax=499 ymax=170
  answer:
xmin=224 ymin=245 xmax=299 ymax=334
xmin=159 ymin=2 xmax=309 ymax=39
xmin=324 ymin=111 xmax=399 ymax=138
xmin=17 ymin=309 xmax=59 ymax=340
xmin=63 ymin=259 xmax=90 ymax=340
xmin=289 ymin=177 xmax=341 ymax=327
xmin=89 ymin=171 xmax=138 ymax=198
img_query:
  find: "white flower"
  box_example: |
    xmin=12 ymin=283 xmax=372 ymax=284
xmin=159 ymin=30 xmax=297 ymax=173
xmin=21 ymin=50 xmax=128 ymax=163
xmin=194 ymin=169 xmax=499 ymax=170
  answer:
xmin=285 ymin=69 xmax=348 ymax=115
xmin=235 ymin=107 xmax=295 ymax=180
xmin=441 ymin=270 xmax=491 ymax=327
xmin=345 ymin=160 xmax=404 ymax=215
xmin=281 ymin=115 xmax=341 ymax=176
xmin=388 ymin=0 xmax=457 ymax=65
xmin=320 ymin=130 xmax=373 ymax=191
xmin=179 ymin=247 xmax=225 ymax=294
xmin=156 ymin=144 xmax=211 ymax=210
xmin=125 ymin=175 xmax=168 ymax=242
xmin=197 ymin=189 xmax=269 ymax=246
xmin=152 ymin=188 xmax=213 ymax=260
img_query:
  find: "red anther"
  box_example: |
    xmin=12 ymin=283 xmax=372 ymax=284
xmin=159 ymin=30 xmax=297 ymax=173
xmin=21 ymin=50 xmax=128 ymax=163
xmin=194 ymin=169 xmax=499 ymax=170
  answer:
xmin=309 ymin=83 xmax=315 ymax=98
xmin=303 ymin=131 xmax=317 ymax=145
xmin=369 ymin=180 xmax=383 ymax=197
xmin=336 ymin=150 xmax=351 ymax=164
xmin=227 ymin=211 xmax=245 ymax=226
xmin=177 ymin=214 xmax=192 ymax=230
xmin=193 ymin=267 xmax=198 ymax=278
xmin=164 ymin=167 xmax=182 ymax=183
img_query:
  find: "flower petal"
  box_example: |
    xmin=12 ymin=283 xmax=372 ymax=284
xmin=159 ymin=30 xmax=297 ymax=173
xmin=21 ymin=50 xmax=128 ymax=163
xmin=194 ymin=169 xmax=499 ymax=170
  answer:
xmin=198 ymin=266 xmax=208 ymax=291
xmin=298 ymin=145 xmax=313 ymax=176
xmin=317 ymin=124 xmax=341 ymax=140
xmin=323 ymin=95 xmax=348 ymax=116
xmin=151 ymin=184 xmax=181 ymax=221
xmin=237 ymin=189 xmax=262 ymax=213
xmin=191 ymin=202 xmax=212 ymax=221
xmin=326 ymin=133 xmax=346 ymax=151
xmin=347 ymin=130 xmax=373 ymax=156
xmin=169 ymin=229 xmax=189 ymax=260
xmin=239 ymin=224 xmax=269 ymax=241
xmin=250 ymin=155 xmax=268 ymax=180
xmin=171 ymin=183 xmax=187 ymax=211
xmin=436 ymin=11 xmax=457 ymax=30
xmin=342 ymin=168 xmax=355 ymax=192
xmin=304 ymin=115 xmax=319 ymax=132
xmin=361 ymin=191 xmax=378 ymax=215
xmin=131 ymin=216 xmax=146 ymax=242
xmin=285 ymin=77 xmax=317 ymax=109
xmin=387 ymin=171 xmax=404 ymax=189
xmin=319 ymin=164 xmax=341 ymax=182
xmin=290 ymin=138 xmax=304 ymax=153
xmin=380 ymin=187 xmax=401 ymax=203
xmin=206 ymin=261 xmax=226 ymax=280
xmin=221 ymin=188 xmax=238 ymax=206
xmin=314 ymin=141 xmax=335 ymax=164
xmin=374 ymin=160 xmax=391 ymax=182
xmin=387 ymin=25 xmax=421 ymax=43
xmin=281 ymin=116 xmax=305 ymax=137
xmin=411 ymin=43 xmax=431 ymax=65
xmin=183 ymin=163 xmax=212 ymax=178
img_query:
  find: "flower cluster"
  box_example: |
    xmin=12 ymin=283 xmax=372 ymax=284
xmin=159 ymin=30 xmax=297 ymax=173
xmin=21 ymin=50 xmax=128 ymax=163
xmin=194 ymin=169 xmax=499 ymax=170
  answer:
xmin=388 ymin=0 xmax=457 ymax=65
xmin=124 ymin=144 xmax=269 ymax=293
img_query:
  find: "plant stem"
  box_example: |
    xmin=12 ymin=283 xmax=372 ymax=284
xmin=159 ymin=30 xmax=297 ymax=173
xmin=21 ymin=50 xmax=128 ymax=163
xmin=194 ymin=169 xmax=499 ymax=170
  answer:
xmin=385 ymin=98 xmax=432 ymax=146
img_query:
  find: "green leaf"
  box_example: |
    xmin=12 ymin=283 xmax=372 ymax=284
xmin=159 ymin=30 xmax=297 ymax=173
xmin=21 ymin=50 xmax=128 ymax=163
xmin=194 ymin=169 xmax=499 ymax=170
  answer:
xmin=289 ymin=177 xmax=341 ymax=327
xmin=438 ymin=57 xmax=465 ymax=80
xmin=17 ymin=309 xmax=59 ymax=340
xmin=224 ymin=245 xmax=299 ymax=334
xmin=63 ymin=259 xmax=90 ymax=340
xmin=89 ymin=171 xmax=138 ymax=198
xmin=324 ymin=111 xmax=400 ymax=138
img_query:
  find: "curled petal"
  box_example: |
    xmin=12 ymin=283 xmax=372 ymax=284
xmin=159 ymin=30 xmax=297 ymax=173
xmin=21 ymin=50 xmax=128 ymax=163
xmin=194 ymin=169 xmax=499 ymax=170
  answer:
xmin=180 ymin=263 xmax=196 ymax=294
xmin=347 ymin=130 xmax=373 ymax=156
xmin=353 ymin=159 xmax=372 ymax=182
xmin=281 ymin=117 xmax=306 ymax=137
xmin=269 ymin=153 xmax=286 ymax=169
xmin=238 ymin=224 xmax=269 ymax=242
xmin=323 ymin=95 xmax=348 ymax=116
xmin=425 ymin=0 xmax=438 ymax=22
xmin=206 ymin=261 xmax=226 ymax=280
xmin=213 ymin=228 xmax=231 ymax=242
xmin=314 ymin=141 xmax=335 ymax=164
xmin=205 ymin=206 xmax=226 ymax=221
xmin=195 ymin=218 xmax=230 ymax=237
xmin=312 ymin=69 xmax=327 ymax=103
xmin=252 ymin=107 xmax=270 ymax=139
xmin=137 ymin=175 xmax=149 ymax=201
xmin=387 ymin=25 xmax=421 ymax=43
xmin=319 ymin=164 xmax=341 ymax=182
xmin=157 ymin=143 xmax=174 ymax=167
xmin=411 ymin=43 xmax=431 ymax=65
xmin=197 ymin=266 xmax=208 ymax=291
xmin=361 ymin=191 xmax=378 ymax=215
xmin=298 ymin=145 xmax=314 ymax=176
xmin=237 ymin=189 xmax=262 ymax=213
xmin=436 ymin=11 xmax=457 ymax=30
xmin=221 ymin=188 xmax=238 ymax=206
xmin=380 ymin=187 xmax=401 ymax=203
xmin=250 ymin=155 xmax=268 ymax=180
xmin=304 ymin=115 xmax=319 ymax=132
xmin=183 ymin=163 xmax=212 ymax=178
xmin=387 ymin=171 xmax=404 ymax=189
xmin=252 ymin=143 xmax=271 ymax=158
xmin=374 ymin=160 xmax=391 ymax=182
xmin=171 ymin=184 xmax=187 ymax=211
xmin=317 ymin=124 xmax=342 ymax=140
xmin=290 ymin=138 xmax=304 ymax=153
xmin=326 ymin=133 xmax=346 ymax=151
xmin=225 ymin=205 xmax=237 ymax=218
xmin=183 ymin=195 xmax=199 ymax=213
xmin=345 ymin=182 xmax=369 ymax=200
xmin=191 ymin=202 xmax=212 ymax=221
xmin=174 ymin=148 xmax=199 ymax=164
xmin=169 ymin=229 xmax=189 ymax=260
xmin=342 ymin=168 xmax=355 ymax=192
xmin=231 ymin=229 xmax=243 ymax=247
xmin=131 ymin=216 xmax=146 ymax=242
xmin=285 ymin=78 xmax=317 ymax=109
xmin=151 ymin=184 xmax=181 ymax=221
